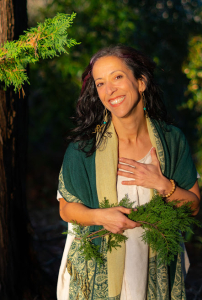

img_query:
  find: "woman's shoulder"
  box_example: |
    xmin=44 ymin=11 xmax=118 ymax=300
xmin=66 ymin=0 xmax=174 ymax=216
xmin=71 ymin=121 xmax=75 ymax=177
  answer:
xmin=163 ymin=123 xmax=187 ymax=144
xmin=151 ymin=119 xmax=189 ymax=152
xmin=164 ymin=123 xmax=185 ymax=136
xmin=65 ymin=141 xmax=81 ymax=153
xmin=63 ymin=140 xmax=95 ymax=164
xmin=154 ymin=120 xmax=187 ymax=141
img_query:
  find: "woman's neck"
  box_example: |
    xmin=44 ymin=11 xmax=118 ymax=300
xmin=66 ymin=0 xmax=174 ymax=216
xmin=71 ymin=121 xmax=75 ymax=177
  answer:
xmin=112 ymin=113 xmax=148 ymax=142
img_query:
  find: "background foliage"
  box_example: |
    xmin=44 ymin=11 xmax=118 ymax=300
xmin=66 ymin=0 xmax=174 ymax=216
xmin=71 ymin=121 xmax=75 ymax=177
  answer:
xmin=28 ymin=0 xmax=202 ymax=177
xmin=181 ymin=35 xmax=202 ymax=176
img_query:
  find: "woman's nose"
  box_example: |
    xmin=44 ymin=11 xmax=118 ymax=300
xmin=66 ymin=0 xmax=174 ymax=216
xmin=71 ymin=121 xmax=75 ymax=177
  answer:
xmin=105 ymin=81 xmax=117 ymax=95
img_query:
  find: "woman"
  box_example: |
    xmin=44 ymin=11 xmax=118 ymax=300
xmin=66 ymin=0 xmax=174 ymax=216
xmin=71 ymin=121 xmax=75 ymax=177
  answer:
xmin=57 ymin=45 xmax=200 ymax=300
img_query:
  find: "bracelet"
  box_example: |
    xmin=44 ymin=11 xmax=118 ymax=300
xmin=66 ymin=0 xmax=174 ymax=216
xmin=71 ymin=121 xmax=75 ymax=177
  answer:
xmin=164 ymin=179 xmax=176 ymax=198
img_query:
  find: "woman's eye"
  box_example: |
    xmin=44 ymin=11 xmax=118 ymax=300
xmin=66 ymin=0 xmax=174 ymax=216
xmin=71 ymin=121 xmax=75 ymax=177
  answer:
xmin=97 ymin=82 xmax=103 ymax=87
xmin=116 ymin=75 xmax=123 ymax=80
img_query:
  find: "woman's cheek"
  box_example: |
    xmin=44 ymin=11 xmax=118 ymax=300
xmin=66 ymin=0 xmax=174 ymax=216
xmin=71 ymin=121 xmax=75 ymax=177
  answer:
xmin=98 ymin=91 xmax=105 ymax=103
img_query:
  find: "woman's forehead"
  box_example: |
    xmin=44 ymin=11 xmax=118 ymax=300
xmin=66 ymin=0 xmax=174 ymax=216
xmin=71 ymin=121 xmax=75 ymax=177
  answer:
xmin=92 ymin=56 xmax=131 ymax=78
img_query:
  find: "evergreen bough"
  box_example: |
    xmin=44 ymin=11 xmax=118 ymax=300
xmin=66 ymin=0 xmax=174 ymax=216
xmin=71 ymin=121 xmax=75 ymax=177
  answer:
xmin=0 ymin=13 xmax=79 ymax=93
xmin=66 ymin=194 xmax=200 ymax=266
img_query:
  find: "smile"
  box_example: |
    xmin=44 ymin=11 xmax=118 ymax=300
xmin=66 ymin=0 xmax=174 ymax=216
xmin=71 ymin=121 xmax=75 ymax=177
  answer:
xmin=109 ymin=96 xmax=125 ymax=106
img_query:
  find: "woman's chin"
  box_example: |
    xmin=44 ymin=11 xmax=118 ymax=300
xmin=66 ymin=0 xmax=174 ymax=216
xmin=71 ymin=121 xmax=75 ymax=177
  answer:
xmin=111 ymin=110 xmax=142 ymax=121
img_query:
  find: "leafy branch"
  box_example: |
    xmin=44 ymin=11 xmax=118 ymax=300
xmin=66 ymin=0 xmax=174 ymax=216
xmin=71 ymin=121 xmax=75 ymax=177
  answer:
xmin=0 ymin=12 xmax=79 ymax=92
xmin=65 ymin=194 xmax=201 ymax=266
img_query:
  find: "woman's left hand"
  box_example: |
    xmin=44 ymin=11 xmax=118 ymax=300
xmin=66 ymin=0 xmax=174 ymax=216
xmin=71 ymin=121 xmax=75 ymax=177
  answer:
xmin=118 ymin=147 xmax=201 ymax=215
xmin=118 ymin=147 xmax=170 ymax=192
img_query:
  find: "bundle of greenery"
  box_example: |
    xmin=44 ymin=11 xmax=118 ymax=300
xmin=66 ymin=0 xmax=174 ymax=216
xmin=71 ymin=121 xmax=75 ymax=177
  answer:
xmin=66 ymin=194 xmax=200 ymax=266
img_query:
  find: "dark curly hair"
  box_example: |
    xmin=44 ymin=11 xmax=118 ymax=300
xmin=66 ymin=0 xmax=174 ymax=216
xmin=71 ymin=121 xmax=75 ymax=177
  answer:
xmin=69 ymin=45 xmax=169 ymax=156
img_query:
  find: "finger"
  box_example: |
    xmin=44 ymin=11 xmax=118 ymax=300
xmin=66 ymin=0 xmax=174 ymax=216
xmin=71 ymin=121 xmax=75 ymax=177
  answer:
xmin=126 ymin=220 xmax=139 ymax=229
xmin=118 ymin=163 xmax=137 ymax=173
xmin=121 ymin=180 xmax=139 ymax=185
xmin=119 ymin=157 xmax=138 ymax=167
xmin=117 ymin=206 xmax=132 ymax=215
xmin=117 ymin=170 xmax=136 ymax=178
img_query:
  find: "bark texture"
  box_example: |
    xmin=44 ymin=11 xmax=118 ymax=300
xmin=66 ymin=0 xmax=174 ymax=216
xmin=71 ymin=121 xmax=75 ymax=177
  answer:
xmin=0 ymin=0 xmax=31 ymax=299
xmin=0 ymin=1 xmax=57 ymax=299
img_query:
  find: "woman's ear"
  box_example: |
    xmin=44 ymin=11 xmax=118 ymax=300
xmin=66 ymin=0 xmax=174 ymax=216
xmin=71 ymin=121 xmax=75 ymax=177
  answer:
xmin=138 ymin=76 xmax=147 ymax=93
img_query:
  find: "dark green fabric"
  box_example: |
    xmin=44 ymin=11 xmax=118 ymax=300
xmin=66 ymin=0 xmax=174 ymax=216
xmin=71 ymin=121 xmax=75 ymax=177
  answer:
xmin=152 ymin=119 xmax=197 ymax=189
xmin=169 ymin=255 xmax=178 ymax=296
xmin=61 ymin=142 xmax=99 ymax=209
xmin=60 ymin=142 xmax=101 ymax=245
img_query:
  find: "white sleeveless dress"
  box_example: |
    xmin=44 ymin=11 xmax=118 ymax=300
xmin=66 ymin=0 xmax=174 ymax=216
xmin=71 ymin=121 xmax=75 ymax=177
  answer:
xmin=118 ymin=150 xmax=152 ymax=300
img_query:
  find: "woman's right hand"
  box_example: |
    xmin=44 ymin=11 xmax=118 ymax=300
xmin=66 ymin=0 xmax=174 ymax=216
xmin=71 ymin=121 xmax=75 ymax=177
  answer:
xmin=95 ymin=206 xmax=140 ymax=234
xmin=59 ymin=199 xmax=139 ymax=234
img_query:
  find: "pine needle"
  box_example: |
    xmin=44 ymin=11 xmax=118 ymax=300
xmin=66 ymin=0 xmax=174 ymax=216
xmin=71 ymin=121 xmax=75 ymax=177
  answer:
xmin=0 ymin=13 xmax=79 ymax=92
xmin=65 ymin=194 xmax=201 ymax=266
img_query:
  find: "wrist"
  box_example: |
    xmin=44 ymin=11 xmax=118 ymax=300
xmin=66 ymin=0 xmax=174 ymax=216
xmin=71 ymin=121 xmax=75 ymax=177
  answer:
xmin=92 ymin=208 xmax=103 ymax=226
xmin=156 ymin=177 xmax=173 ymax=195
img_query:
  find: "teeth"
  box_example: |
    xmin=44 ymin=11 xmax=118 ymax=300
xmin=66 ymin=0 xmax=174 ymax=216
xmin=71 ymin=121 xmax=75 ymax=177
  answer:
xmin=110 ymin=96 xmax=125 ymax=105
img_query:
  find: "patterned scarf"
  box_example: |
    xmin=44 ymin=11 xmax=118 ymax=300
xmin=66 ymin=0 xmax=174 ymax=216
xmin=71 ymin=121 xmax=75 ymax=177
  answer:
xmin=58 ymin=117 xmax=197 ymax=299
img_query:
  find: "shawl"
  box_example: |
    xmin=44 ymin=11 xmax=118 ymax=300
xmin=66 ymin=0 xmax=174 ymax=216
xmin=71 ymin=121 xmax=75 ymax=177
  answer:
xmin=58 ymin=117 xmax=197 ymax=300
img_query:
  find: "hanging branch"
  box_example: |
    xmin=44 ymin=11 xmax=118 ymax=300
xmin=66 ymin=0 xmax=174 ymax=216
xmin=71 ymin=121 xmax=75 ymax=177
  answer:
xmin=0 ymin=12 xmax=79 ymax=92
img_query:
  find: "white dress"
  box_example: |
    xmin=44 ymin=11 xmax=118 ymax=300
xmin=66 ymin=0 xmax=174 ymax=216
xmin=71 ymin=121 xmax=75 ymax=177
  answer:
xmin=118 ymin=150 xmax=152 ymax=300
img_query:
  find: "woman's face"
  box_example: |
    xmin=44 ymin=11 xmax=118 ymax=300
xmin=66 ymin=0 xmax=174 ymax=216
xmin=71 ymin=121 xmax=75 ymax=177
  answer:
xmin=92 ymin=56 xmax=146 ymax=120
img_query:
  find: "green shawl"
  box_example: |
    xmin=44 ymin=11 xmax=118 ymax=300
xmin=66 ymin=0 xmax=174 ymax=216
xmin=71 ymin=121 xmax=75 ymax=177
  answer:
xmin=58 ymin=118 xmax=197 ymax=300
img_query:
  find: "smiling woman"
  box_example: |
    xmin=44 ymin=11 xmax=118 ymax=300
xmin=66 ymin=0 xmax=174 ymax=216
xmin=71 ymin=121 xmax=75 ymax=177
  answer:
xmin=56 ymin=45 xmax=200 ymax=300
xmin=92 ymin=56 xmax=145 ymax=121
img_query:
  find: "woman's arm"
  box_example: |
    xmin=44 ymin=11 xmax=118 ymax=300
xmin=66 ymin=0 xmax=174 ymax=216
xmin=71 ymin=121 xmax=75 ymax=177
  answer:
xmin=118 ymin=147 xmax=201 ymax=215
xmin=59 ymin=199 xmax=140 ymax=234
xmin=155 ymin=178 xmax=200 ymax=215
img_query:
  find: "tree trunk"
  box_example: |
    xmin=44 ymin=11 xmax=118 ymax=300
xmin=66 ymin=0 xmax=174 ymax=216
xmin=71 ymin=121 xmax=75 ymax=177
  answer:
xmin=0 ymin=2 xmax=57 ymax=299
xmin=0 ymin=1 xmax=32 ymax=299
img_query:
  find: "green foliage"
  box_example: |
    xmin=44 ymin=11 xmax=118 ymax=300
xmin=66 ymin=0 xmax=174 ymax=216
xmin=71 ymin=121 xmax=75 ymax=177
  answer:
xmin=0 ymin=13 xmax=79 ymax=91
xmin=99 ymin=195 xmax=134 ymax=209
xmin=30 ymin=0 xmax=202 ymax=105
xmin=180 ymin=36 xmax=202 ymax=180
xmin=128 ymin=194 xmax=200 ymax=265
xmin=66 ymin=221 xmax=109 ymax=265
xmin=66 ymin=194 xmax=201 ymax=266
xmin=68 ymin=225 xmax=128 ymax=266
xmin=27 ymin=1 xmax=202 ymax=158
xmin=106 ymin=233 xmax=128 ymax=254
